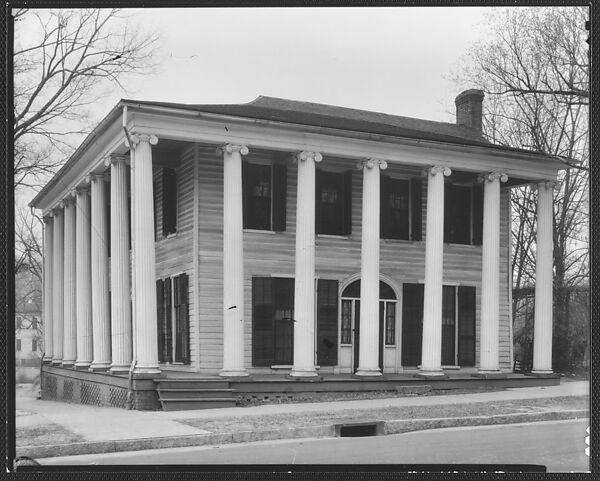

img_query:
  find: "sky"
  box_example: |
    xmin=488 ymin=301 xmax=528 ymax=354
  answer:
xmin=99 ymin=6 xmax=491 ymax=123
xmin=14 ymin=6 xmax=494 ymax=208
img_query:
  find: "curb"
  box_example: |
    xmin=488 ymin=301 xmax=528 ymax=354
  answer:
xmin=17 ymin=409 xmax=588 ymax=460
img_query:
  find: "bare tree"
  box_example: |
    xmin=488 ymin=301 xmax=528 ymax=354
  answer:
xmin=453 ymin=6 xmax=589 ymax=372
xmin=13 ymin=8 xmax=160 ymax=189
xmin=13 ymin=8 xmax=160 ymax=317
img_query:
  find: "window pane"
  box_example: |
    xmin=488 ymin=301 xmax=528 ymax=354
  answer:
xmin=317 ymin=171 xmax=344 ymax=235
xmin=385 ymin=302 xmax=396 ymax=345
xmin=384 ymin=179 xmax=410 ymax=240
xmin=245 ymin=164 xmax=272 ymax=230
xmin=341 ymin=300 xmax=352 ymax=344
xmin=445 ymin=185 xmax=471 ymax=244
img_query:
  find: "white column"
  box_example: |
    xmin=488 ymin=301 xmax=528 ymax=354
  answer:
xmin=290 ymin=151 xmax=322 ymax=377
xmin=89 ymin=173 xmax=111 ymax=371
xmin=62 ymin=195 xmax=77 ymax=367
xmin=75 ymin=185 xmax=93 ymax=369
xmin=356 ymin=158 xmax=387 ymax=376
xmin=107 ymin=154 xmax=133 ymax=373
xmin=219 ymin=143 xmax=249 ymax=377
xmin=532 ymin=181 xmax=555 ymax=374
xmin=128 ymin=133 xmax=160 ymax=374
xmin=42 ymin=216 xmax=54 ymax=363
xmin=419 ymin=165 xmax=451 ymax=377
xmin=51 ymin=208 xmax=64 ymax=365
xmin=478 ymin=171 xmax=508 ymax=374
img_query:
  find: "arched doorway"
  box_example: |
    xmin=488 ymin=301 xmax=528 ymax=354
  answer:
xmin=340 ymin=279 xmax=397 ymax=372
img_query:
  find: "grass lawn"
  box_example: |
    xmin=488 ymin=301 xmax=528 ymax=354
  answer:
xmin=17 ymin=423 xmax=85 ymax=447
xmin=178 ymin=395 xmax=589 ymax=434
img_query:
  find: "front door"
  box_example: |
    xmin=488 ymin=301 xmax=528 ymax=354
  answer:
xmin=349 ymin=299 xmax=384 ymax=373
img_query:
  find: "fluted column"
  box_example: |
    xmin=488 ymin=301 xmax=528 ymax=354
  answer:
xmin=532 ymin=181 xmax=555 ymax=374
xmin=42 ymin=216 xmax=54 ymax=363
xmin=62 ymin=195 xmax=77 ymax=367
xmin=478 ymin=171 xmax=508 ymax=374
xmin=128 ymin=133 xmax=160 ymax=374
xmin=107 ymin=154 xmax=133 ymax=373
xmin=51 ymin=207 xmax=64 ymax=365
xmin=75 ymin=185 xmax=93 ymax=369
xmin=419 ymin=165 xmax=451 ymax=377
xmin=356 ymin=158 xmax=387 ymax=376
xmin=89 ymin=173 xmax=111 ymax=371
xmin=219 ymin=143 xmax=249 ymax=377
xmin=290 ymin=151 xmax=322 ymax=377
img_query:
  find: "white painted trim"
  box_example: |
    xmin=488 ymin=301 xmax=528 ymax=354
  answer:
xmin=317 ymin=234 xmax=349 ymax=240
xmin=193 ymin=144 xmax=200 ymax=371
xmin=244 ymin=229 xmax=276 ymax=235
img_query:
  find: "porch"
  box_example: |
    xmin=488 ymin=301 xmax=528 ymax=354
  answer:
xmin=40 ymin=364 xmax=560 ymax=411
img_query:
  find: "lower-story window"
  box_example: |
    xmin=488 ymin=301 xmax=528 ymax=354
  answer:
xmin=156 ymin=273 xmax=189 ymax=364
xmin=251 ymin=277 xmax=339 ymax=367
xmin=401 ymin=283 xmax=476 ymax=367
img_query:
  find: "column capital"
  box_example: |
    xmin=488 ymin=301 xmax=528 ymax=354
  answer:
xmin=104 ymin=153 xmax=130 ymax=167
xmin=85 ymin=172 xmax=109 ymax=184
xmin=357 ymin=158 xmax=388 ymax=171
xmin=294 ymin=151 xmax=322 ymax=164
xmin=51 ymin=206 xmax=64 ymax=217
xmin=217 ymin=144 xmax=249 ymax=156
xmin=423 ymin=165 xmax=451 ymax=177
xmin=43 ymin=215 xmax=53 ymax=224
xmin=478 ymin=171 xmax=508 ymax=183
xmin=537 ymin=180 xmax=557 ymax=190
xmin=75 ymin=183 xmax=90 ymax=194
xmin=126 ymin=133 xmax=158 ymax=149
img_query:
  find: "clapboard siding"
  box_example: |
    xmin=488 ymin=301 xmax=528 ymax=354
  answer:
xmin=191 ymin=145 xmax=513 ymax=372
xmin=153 ymin=145 xmax=197 ymax=368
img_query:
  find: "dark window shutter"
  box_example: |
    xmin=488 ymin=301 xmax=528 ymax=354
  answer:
xmin=472 ymin=185 xmax=483 ymax=245
xmin=156 ymin=279 xmax=165 ymax=362
xmin=410 ymin=178 xmax=422 ymax=241
xmin=317 ymin=279 xmax=339 ymax=366
xmin=174 ymin=273 xmax=189 ymax=364
xmin=242 ymin=161 xmax=250 ymax=229
xmin=272 ymin=163 xmax=287 ymax=231
xmin=273 ymin=277 xmax=295 ymax=365
xmin=380 ymin=175 xmax=390 ymax=239
xmin=441 ymin=286 xmax=456 ymax=365
xmin=401 ymin=283 xmax=424 ymax=366
xmin=457 ymin=286 xmax=476 ymax=366
xmin=162 ymin=168 xmax=177 ymax=236
xmin=163 ymin=277 xmax=173 ymax=363
xmin=252 ymin=277 xmax=274 ymax=366
xmin=315 ymin=168 xmax=322 ymax=233
xmin=444 ymin=183 xmax=453 ymax=243
xmin=343 ymin=170 xmax=353 ymax=235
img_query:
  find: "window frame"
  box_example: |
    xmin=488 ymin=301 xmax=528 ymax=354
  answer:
xmin=243 ymin=161 xmax=287 ymax=232
xmin=162 ymin=167 xmax=178 ymax=238
xmin=316 ymin=168 xmax=352 ymax=236
xmin=444 ymin=183 xmax=483 ymax=246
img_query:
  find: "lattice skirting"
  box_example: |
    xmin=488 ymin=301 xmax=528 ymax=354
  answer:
xmin=41 ymin=372 xmax=128 ymax=409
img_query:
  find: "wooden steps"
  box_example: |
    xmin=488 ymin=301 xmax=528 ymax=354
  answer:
xmin=156 ymin=379 xmax=237 ymax=411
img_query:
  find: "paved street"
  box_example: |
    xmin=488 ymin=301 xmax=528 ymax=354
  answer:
xmin=41 ymin=419 xmax=589 ymax=471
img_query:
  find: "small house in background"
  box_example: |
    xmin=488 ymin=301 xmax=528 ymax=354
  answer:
xmin=30 ymin=90 xmax=563 ymax=410
xmin=16 ymin=299 xmax=43 ymax=384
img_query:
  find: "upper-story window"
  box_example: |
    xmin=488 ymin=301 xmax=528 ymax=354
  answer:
xmin=444 ymin=183 xmax=483 ymax=245
xmin=380 ymin=176 xmax=422 ymax=241
xmin=316 ymin=169 xmax=352 ymax=236
xmin=243 ymin=162 xmax=287 ymax=231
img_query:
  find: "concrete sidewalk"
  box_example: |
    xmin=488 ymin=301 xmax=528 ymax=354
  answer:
xmin=14 ymin=380 xmax=589 ymax=461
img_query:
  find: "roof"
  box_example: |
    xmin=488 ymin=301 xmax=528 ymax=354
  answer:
xmin=30 ymin=95 xmax=560 ymax=209
xmin=125 ymin=96 xmax=493 ymax=148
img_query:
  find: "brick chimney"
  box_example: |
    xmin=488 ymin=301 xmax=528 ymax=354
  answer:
xmin=455 ymin=89 xmax=484 ymax=134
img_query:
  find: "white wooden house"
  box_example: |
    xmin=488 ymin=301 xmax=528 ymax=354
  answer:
xmin=30 ymin=90 xmax=561 ymax=410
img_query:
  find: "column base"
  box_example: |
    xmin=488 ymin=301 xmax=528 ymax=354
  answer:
xmin=415 ymin=369 xmax=448 ymax=379
xmin=289 ymin=368 xmax=319 ymax=378
xmin=473 ymin=370 xmax=507 ymax=379
xmin=527 ymin=370 xmax=556 ymax=378
xmin=61 ymin=361 xmax=75 ymax=368
xmin=42 ymin=358 xmax=53 ymax=365
xmin=354 ymin=368 xmax=382 ymax=377
xmin=110 ymin=364 xmax=132 ymax=374
xmin=89 ymin=362 xmax=111 ymax=372
xmin=51 ymin=360 xmax=62 ymax=366
xmin=133 ymin=367 xmax=162 ymax=376
xmin=219 ymin=370 xmax=249 ymax=378
xmin=74 ymin=362 xmax=92 ymax=370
